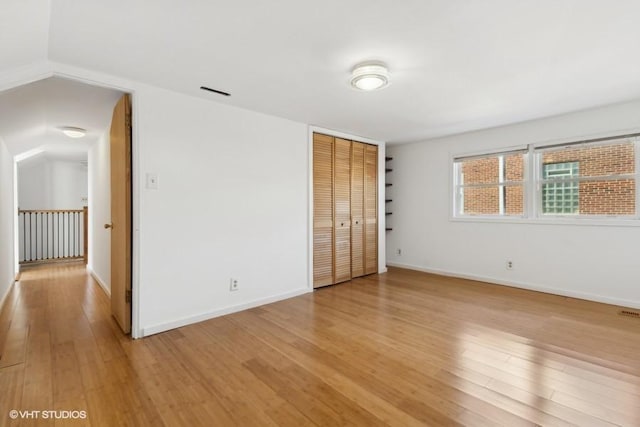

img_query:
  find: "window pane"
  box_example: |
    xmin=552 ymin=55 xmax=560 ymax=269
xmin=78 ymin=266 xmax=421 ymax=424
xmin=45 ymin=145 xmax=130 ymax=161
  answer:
xmin=460 ymin=185 xmax=524 ymax=216
xmin=461 ymin=186 xmax=500 ymax=215
xmin=541 ymin=140 xmax=635 ymax=178
xmin=542 ymin=162 xmax=579 ymax=214
xmin=504 ymin=153 xmax=524 ymax=181
xmin=458 ymin=152 xmax=525 ymax=185
xmin=505 ymin=185 xmax=524 ymax=215
xmin=455 ymin=151 xmax=526 ymax=216
xmin=578 ymin=179 xmax=636 ymax=215
xmin=539 ymin=139 xmax=637 ymax=217
xmin=460 ymin=156 xmax=499 ymax=185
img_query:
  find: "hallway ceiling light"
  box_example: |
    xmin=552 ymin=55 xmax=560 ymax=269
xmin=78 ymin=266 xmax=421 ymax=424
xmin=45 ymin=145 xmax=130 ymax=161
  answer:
xmin=60 ymin=126 xmax=87 ymax=138
xmin=350 ymin=63 xmax=390 ymax=91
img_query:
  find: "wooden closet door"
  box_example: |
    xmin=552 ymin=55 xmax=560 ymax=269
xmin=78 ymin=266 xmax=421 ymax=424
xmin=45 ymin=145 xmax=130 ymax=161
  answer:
xmin=350 ymin=142 xmax=365 ymax=278
xmin=313 ymin=133 xmax=334 ymax=287
xmin=364 ymin=144 xmax=378 ymax=274
xmin=333 ymin=138 xmax=352 ymax=283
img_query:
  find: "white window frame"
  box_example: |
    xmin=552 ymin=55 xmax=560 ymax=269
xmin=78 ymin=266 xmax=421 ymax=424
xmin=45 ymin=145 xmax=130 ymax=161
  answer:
xmin=533 ymin=136 xmax=639 ymax=220
xmin=452 ymin=148 xmax=528 ymax=218
xmin=451 ymin=133 xmax=640 ymax=226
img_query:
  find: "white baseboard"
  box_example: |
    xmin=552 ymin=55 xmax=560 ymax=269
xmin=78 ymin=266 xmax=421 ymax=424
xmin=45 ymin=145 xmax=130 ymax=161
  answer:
xmin=386 ymin=261 xmax=640 ymax=310
xmin=0 ymin=280 xmax=15 ymax=312
xmin=142 ymin=287 xmax=312 ymax=337
xmin=88 ymin=267 xmax=110 ymax=297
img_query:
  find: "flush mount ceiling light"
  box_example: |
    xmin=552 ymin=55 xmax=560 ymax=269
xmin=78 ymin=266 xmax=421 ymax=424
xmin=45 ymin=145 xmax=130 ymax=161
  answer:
xmin=350 ymin=62 xmax=390 ymax=91
xmin=60 ymin=126 xmax=87 ymax=138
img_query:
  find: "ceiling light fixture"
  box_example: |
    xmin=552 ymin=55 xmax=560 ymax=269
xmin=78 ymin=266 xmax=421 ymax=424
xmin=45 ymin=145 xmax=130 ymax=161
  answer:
xmin=60 ymin=126 xmax=87 ymax=138
xmin=350 ymin=62 xmax=390 ymax=91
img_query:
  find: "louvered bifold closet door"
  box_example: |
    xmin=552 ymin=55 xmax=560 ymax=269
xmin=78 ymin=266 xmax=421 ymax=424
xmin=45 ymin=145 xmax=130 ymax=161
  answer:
xmin=313 ymin=133 xmax=334 ymax=288
xmin=350 ymin=142 xmax=365 ymax=278
xmin=333 ymin=138 xmax=352 ymax=283
xmin=364 ymin=144 xmax=378 ymax=274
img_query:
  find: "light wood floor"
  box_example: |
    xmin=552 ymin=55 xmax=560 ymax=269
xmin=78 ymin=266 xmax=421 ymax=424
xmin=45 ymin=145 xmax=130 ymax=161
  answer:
xmin=1 ymin=263 xmax=639 ymax=426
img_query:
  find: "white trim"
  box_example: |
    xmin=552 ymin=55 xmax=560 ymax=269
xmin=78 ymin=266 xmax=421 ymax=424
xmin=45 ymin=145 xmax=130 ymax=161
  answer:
xmin=532 ymin=130 xmax=640 ymax=151
xmin=307 ymin=125 xmax=387 ymax=291
xmin=452 ymin=144 xmax=528 ymax=161
xmin=46 ymin=62 xmax=143 ymax=338
xmin=525 ymin=144 xmax=534 ymax=217
xmin=529 ymin=127 xmax=640 ymax=151
xmin=451 ymin=155 xmax=459 ymax=216
xmin=49 ymin=61 xmax=138 ymax=94
xmin=0 ymin=61 xmax=52 ymax=92
xmin=130 ymin=91 xmax=142 ymax=339
xmin=0 ymin=280 xmax=15 ymax=312
xmin=12 ymin=160 xmax=19 ymax=278
xmin=309 ymin=126 xmax=382 ymax=146
xmin=88 ymin=267 xmax=110 ymax=297
xmin=498 ymin=155 xmax=505 ymax=215
xmin=450 ymin=216 xmax=640 ymax=227
xmin=142 ymin=287 xmax=312 ymax=337
xmin=307 ymin=126 xmax=314 ymax=292
xmin=386 ymin=262 xmax=640 ymax=310
xmin=636 ymin=138 xmax=640 ymax=219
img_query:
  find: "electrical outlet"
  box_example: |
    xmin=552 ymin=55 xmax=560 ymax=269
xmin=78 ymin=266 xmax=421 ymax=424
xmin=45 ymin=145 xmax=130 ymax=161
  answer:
xmin=506 ymin=260 xmax=513 ymax=270
xmin=230 ymin=278 xmax=239 ymax=291
xmin=396 ymin=248 xmax=402 ymax=256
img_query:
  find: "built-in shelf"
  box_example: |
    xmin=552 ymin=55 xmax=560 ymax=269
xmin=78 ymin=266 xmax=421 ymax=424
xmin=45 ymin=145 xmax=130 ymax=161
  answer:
xmin=385 ymin=157 xmax=393 ymax=232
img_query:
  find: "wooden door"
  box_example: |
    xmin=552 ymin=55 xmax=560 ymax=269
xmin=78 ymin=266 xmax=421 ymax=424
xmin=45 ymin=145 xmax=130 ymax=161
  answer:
xmin=108 ymin=94 xmax=132 ymax=333
xmin=350 ymin=142 xmax=365 ymax=278
xmin=333 ymin=138 xmax=352 ymax=283
xmin=364 ymin=144 xmax=378 ymax=274
xmin=313 ymin=133 xmax=334 ymax=288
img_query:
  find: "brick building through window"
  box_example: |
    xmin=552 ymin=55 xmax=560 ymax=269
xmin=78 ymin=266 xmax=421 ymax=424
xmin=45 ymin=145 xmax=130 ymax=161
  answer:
xmin=454 ymin=136 xmax=637 ymax=217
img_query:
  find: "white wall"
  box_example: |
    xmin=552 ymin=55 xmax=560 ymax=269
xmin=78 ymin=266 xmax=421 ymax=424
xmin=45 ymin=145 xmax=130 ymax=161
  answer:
xmin=0 ymin=138 xmax=15 ymax=306
xmin=50 ymin=159 xmax=88 ymax=209
xmin=386 ymin=99 xmax=640 ymax=309
xmin=17 ymin=156 xmax=51 ymax=209
xmin=88 ymin=132 xmax=111 ymax=293
xmin=136 ymin=85 xmax=310 ymax=335
xmin=18 ymin=156 xmax=87 ymax=209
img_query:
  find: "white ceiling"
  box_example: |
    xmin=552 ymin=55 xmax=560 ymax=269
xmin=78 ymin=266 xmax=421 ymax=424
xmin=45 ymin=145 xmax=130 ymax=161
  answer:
xmin=3 ymin=0 xmax=640 ymax=147
xmin=0 ymin=77 xmax=122 ymax=157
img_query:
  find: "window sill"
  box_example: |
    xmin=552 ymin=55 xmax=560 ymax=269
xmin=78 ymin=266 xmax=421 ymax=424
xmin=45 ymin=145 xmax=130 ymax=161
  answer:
xmin=450 ymin=215 xmax=640 ymax=227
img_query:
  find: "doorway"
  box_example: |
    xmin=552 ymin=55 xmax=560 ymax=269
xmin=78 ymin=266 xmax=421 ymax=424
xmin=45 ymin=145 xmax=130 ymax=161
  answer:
xmin=0 ymin=76 xmax=135 ymax=336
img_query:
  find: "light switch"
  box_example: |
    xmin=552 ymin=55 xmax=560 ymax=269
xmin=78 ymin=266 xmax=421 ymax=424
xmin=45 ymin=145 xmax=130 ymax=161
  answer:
xmin=146 ymin=173 xmax=158 ymax=190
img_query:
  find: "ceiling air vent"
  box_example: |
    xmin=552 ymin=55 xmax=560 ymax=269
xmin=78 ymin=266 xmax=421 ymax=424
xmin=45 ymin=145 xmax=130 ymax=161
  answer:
xmin=618 ymin=310 xmax=640 ymax=319
xmin=200 ymin=86 xmax=231 ymax=97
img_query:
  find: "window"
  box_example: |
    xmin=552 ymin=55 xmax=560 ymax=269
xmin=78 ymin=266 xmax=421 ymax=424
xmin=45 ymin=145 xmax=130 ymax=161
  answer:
xmin=536 ymin=138 xmax=636 ymax=217
xmin=453 ymin=134 xmax=639 ymax=221
xmin=453 ymin=150 xmax=526 ymax=216
xmin=542 ymin=162 xmax=579 ymax=214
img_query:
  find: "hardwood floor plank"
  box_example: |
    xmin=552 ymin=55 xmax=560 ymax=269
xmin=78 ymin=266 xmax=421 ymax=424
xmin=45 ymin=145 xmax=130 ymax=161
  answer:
xmin=0 ymin=325 xmax=28 ymax=368
xmin=232 ymin=309 xmax=526 ymax=426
